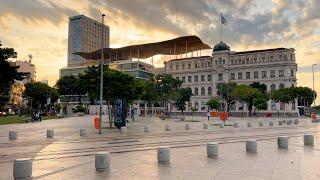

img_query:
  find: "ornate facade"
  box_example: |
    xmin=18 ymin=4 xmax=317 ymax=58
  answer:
xmin=165 ymin=41 xmax=298 ymax=116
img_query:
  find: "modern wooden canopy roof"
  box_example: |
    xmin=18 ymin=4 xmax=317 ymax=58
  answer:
xmin=73 ymin=35 xmax=211 ymax=61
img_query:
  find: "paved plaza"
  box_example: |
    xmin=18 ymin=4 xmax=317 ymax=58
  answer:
xmin=1 ymin=115 xmax=320 ymax=179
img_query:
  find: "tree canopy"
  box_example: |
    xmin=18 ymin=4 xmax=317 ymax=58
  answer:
xmin=174 ymin=87 xmax=192 ymax=114
xmin=0 ymin=42 xmax=27 ymax=109
xmin=23 ymin=82 xmax=58 ymax=110
xmin=206 ymin=98 xmax=220 ymax=110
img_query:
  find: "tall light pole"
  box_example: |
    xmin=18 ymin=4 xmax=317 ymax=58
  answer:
xmin=312 ymin=64 xmax=317 ymax=107
xmin=99 ymin=14 xmax=105 ymax=134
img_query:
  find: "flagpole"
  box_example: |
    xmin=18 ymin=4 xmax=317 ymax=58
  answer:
xmin=220 ymin=13 xmax=222 ymax=42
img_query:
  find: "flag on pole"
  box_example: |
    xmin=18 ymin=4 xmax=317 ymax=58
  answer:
xmin=221 ymin=13 xmax=227 ymax=25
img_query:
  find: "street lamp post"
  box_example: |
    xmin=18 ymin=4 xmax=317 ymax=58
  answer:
xmin=312 ymin=64 xmax=317 ymax=107
xmin=99 ymin=14 xmax=105 ymax=134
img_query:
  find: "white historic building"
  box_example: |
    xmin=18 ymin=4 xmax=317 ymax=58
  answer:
xmin=165 ymin=41 xmax=298 ymax=116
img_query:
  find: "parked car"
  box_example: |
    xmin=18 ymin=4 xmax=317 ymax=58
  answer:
xmin=0 ymin=112 xmax=7 ymax=117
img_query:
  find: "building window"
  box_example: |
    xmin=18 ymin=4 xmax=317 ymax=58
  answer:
xmin=254 ymin=57 xmax=257 ymax=63
xmin=170 ymin=65 xmax=173 ymax=70
xmin=195 ymin=102 xmax=199 ymax=109
xmin=231 ymin=60 xmax=234 ymax=65
xmin=246 ymin=72 xmax=251 ymax=79
xmin=208 ymin=62 xmax=211 ymax=67
xmin=201 ymin=75 xmax=205 ymax=82
xmin=207 ymin=75 xmax=212 ymax=81
xmin=201 ymin=87 xmax=205 ymax=95
xmin=208 ymin=87 xmax=212 ymax=95
xmin=182 ymin=64 xmax=185 ymax=70
xmin=201 ymin=62 xmax=204 ymax=68
xmin=262 ymin=71 xmax=267 ymax=78
xmin=271 ymin=84 xmax=276 ymax=91
xmin=290 ymin=54 xmax=293 ymax=61
xmin=176 ymin=77 xmax=179 ymax=80
xmin=270 ymin=56 xmax=274 ymax=62
xmin=290 ymin=69 xmax=294 ymax=77
xmin=218 ymin=73 xmax=223 ymax=81
xmin=254 ymin=71 xmax=258 ymax=79
xmin=194 ymin=75 xmax=198 ymax=82
xmin=270 ymin=70 xmax=275 ymax=78
xmin=195 ymin=63 xmax=198 ymax=68
xmin=175 ymin=64 xmax=179 ymax=70
xmin=194 ymin=87 xmax=198 ymax=95
xmin=182 ymin=76 xmax=186 ymax=82
xmin=279 ymin=70 xmax=284 ymax=77
xmin=246 ymin=58 xmax=249 ymax=64
xmin=188 ymin=64 xmax=191 ymax=69
xmin=188 ymin=76 xmax=192 ymax=82
xmin=230 ymin=73 xmax=235 ymax=80
xmin=279 ymin=84 xmax=285 ymax=89
xmin=238 ymin=72 xmax=243 ymax=80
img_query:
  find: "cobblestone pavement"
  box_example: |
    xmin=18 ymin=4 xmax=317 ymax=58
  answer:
xmin=1 ymin=115 xmax=320 ymax=179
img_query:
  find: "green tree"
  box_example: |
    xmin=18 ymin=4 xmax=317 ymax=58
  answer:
xmin=291 ymin=86 xmax=317 ymax=107
xmin=216 ymin=82 xmax=237 ymax=111
xmin=152 ymin=74 xmax=182 ymax=113
xmin=206 ymin=98 xmax=220 ymax=110
xmin=174 ymin=87 xmax=192 ymax=114
xmin=253 ymin=95 xmax=268 ymax=112
xmin=0 ymin=42 xmax=27 ymax=109
xmin=230 ymin=84 xmax=261 ymax=117
xmin=56 ymin=75 xmax=86 ymax=114
xmin=23 ymin=82 xmax=57 ymax=110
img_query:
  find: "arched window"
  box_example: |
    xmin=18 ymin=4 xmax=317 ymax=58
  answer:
xmin=201 ymin=87 xmax=205 ymax=95
xmin=291 ymin=84 xmax=294 ymax=87
xmin=271 ymin=84 xmax=276 ymax=91
xmin=208 ymin=87 xmax=212 ymax=96
xmin=279 ymin=84 xmax=285 ymax=89
xmin=194 ymin=87 xmax=198 ymax=95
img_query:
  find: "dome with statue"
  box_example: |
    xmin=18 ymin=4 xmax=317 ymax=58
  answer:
xmin=213 ymin=41 xmax=230 ymax=52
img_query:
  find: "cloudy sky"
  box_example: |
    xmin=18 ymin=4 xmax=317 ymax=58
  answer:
xmin=0 ymin=0 xmax=320 ymax=102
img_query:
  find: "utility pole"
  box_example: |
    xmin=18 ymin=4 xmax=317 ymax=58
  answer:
xmin=99 ymin=14 xmax=105 ymax=134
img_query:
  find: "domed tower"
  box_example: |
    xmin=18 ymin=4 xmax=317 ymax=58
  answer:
xmin=212 ymin=41 xmax=230 ymax=52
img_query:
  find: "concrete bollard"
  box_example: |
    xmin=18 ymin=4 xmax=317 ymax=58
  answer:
xmin=13 ymin=158 xmax=32 ymax=180
xmin=203 ymin=123 xmax=208 ymax=129
xmin=278 ymin=136 xmax=289 ymax=149
xmin=185 ymin=124 xmax=191 ymax=130
xmin=247 ymin=122 xmax=252 ymax=127
xmin=165 ymin=124 xmax=171 ymax=131
xmin=246 ymin=139 xmax=257 ymax=153
xmin=144 ymin=125 xmax=150 ymax=133
xmin=220 ymin=123 xmax=224 ymax=128
xmin=259 ymin=122 xmax=263 ymax=127
xmin=120 ymin=126 xmax=127 ymax=134
xmin=269 ymin=122 xmax=274 ymax=126
xmin=287 ymin=120 xmax=292 ymax=125
xmin=157 ymin=146 xmax=170 ymax=163
xmin=294 ymin=119 xmax=299 ymax=125
xmin=9 ymin=131 xmax=18 ymax=140
xmin=207 ymin=142 xmax=219 ymax=158
xmin=46 ymin=129 xmax=54 ymax=138
xmin=234 ymin=122 xmax=240 ymax=128
xmin=304 ymin=134 xmax=314 ymax=146
xmin=95 ymin=152 xmax=110 ymax=172
xmin=80 ymin=128 xmax=86 ymax=137
xmin=278 ymin=121 xmax=283 ymax=126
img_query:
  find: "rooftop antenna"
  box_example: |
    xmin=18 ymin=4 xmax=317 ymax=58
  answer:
xmin=28 ymin=54 xmax=33 ymax=64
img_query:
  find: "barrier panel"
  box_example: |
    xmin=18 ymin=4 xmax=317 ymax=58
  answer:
xmin=93 ymin=115 xmax=99 ymax=129
xmin=219 ymin=112 xmax=228 ymax=121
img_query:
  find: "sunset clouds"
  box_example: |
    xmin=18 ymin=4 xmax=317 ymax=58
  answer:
xmin=0 ymin=0 xmax=319 ymax=102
